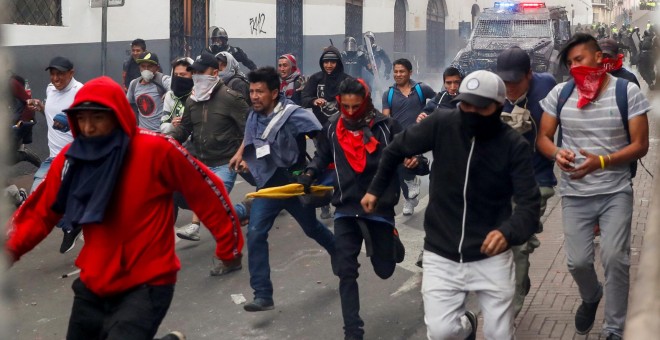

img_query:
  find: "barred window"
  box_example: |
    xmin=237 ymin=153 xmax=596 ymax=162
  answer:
xmin=475 ymin=20 xmax=549 ymax=38
xmin=10 ymin=0 xmax=62 ymax=26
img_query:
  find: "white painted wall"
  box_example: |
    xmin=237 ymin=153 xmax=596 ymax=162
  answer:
xmin=303 ymin=0 xmax=345 ymax=35
xmin=2 ymin=0 xmax=169 ymax=47
xmin=2 ymin=0 xmax=604 ymax=48
xmin=210 ymin=0 xmax=277 ymax=38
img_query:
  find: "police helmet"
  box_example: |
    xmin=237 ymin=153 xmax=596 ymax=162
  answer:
xmin=210 ymin=27 xmax=229 ymax=41
xmin=364 ymin=31 xmax=376 ymax=44
xmin=344 ymin=37 xmax=358 ymax=52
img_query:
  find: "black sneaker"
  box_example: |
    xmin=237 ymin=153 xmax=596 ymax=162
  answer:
xmin=575 ymin=299 xmax=601 ymax=335
xmin=606 ymin=334 xmax=622 ymax=340
xmin=243 ymin=298 xmax=274 ymax=312
xmin=60 ymin=227 xmax=82 ymax=254
xmin=159 ymin=331 xmax=186 ymax=340
xmin=465 ymin=311 xmax=478 ymax=340
xmin=415 ymin=250 xmax=424 ymax=268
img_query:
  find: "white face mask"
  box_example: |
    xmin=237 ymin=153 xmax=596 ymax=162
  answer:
xmin=191 ymin=74 xmax=219 ymax=102
xmin=141 ymin=69 xmax=154 ymax=82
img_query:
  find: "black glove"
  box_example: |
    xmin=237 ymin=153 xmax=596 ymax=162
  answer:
xmin=296 ymin=172 xmax=314 ymax=194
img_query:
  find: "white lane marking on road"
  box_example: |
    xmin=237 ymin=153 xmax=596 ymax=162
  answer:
xmin=391 ymin=272 xmax=422 ymax=297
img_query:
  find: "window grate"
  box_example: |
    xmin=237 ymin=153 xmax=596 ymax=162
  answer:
xmin=474 ymin=19 xmax=549 ymax=38
xmin=10 ymin=0 xmax=62 ymax=26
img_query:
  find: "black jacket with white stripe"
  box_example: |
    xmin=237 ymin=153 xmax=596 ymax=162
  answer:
xmin=368 ymin=108 xmax=540 ymax=263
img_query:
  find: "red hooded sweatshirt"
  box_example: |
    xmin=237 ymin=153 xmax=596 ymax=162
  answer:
xmin=6 ymin=76 xmax=244 ymax=296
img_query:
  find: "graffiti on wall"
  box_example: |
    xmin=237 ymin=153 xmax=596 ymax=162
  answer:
xmin=250 ymin=13 xmax=267 ymax=35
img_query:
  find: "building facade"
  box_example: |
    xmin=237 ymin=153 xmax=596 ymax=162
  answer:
xmin=4 ymin=0 xmax=595 ymax=100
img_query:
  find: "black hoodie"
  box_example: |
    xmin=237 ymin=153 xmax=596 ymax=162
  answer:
xmin=301 ymin=46 xmax=352 ymax=125
xmin=306 ymin=111 xmax=402 ymax=217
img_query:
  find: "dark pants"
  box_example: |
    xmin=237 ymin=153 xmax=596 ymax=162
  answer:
xmin=397 ymin=164 xmax=416 ymax=199
xmin=247 ymin=197 xmax=336 ymax=301
xmin=639 ymin=51 xmax=656 ymax=85
xmin=334 ymin=218 xmax=397 ymax=339
xmin=66 ymin=278 xmax=174 ymax=340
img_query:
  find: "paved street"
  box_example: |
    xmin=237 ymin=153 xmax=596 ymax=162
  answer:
xmin=5 ymin=13 xmax=660 ymax=340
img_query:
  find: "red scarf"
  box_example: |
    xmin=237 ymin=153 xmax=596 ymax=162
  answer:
xmin=569 ymin=65 xmax=608 ymax=108
xmin=336 ymin=117 xmax=379 ymax=174
xmin=602 ymin=54 xmax=624 ymax=72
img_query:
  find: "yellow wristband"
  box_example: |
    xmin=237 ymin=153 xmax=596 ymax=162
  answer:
xmin=599 ymin=155 xmax=605 ymax=169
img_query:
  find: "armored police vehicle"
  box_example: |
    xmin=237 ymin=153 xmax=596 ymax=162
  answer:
xmin=452 ymin=2 xmax=571 ymax=80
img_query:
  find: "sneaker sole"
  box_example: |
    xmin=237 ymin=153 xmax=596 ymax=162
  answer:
xmin=465 ymin=311 xmax=478 ymax=340
xmin=575 ymin=323 xmax=594 ymax=335
xmin=176 ymin=232 xmax=200 ymax=241
xmin=243 ymin=304 xmax=274 ymax=312
xmin=209 ymin=265 xmax=242 ymax=277
xmin=61 ymin=233 xmax=81 ymax=254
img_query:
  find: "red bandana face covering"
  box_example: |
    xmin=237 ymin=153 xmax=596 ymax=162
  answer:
xmin=569 ymin=65 xmax=608 ymax=108
xmin=601 ymin=54 xmax=624 ymax=72
xmin=334 ymin=79 xmax=379 ymax=173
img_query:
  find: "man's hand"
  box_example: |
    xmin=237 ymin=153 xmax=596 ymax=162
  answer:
xmin=313 ymin=98 xmax=327 ymax=107
xmin=27 ymin=99 xmax=44 ymax=112
xmin=296 ymin=172 xmax=314 ymax=194
xmin=403 ymin=157 xmax=419 ymax=169
xmin=361 ymin=193 xmax=378 ymax=213
xmin=480 ymin=230 xmax=508 ymax=257
xmin=171 ymin=116 xmax=182 ymax=127
xmin=555 ymin=148 xmax=576 ymax=172
xmin=229 ymin=153 xmax=244 ymax=172
xmin=416 ymin=112 xmax=428 ymax=123
xmin=569 ymin=149 xmax=601 ymax=180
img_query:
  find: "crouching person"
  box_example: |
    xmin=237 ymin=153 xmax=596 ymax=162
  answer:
xmin=362 ymin=70 xmax=540 ymax=340
xmin=298 ymin=78 xmax=411 ymax=340
xmin=5 ymin=77 xmax=243 ymax=340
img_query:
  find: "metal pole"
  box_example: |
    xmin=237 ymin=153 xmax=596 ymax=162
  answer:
xmin=101 ymin=0 xmax=108 ymax=75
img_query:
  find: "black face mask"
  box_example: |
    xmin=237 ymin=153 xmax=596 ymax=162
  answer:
xmin=171 ymin=76 xmax=194 ymax=98
xmin=461 ymin=105 xmax=503 ymax=138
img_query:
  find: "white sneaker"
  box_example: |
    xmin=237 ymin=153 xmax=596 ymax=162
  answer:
xmin=404 ymin=177 xmax=421 ymax=199
xmin=176 ymin=223 xmax=201 ymax=241
xmin=402 ymin=197 xmax=419 ymax=216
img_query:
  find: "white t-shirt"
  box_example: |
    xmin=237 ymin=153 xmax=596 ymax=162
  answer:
xmin=45 ymin=78 xmax=83 ymax=158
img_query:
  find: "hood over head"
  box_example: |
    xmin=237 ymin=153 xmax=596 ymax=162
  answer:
xmin=65 ymin=76 xmax=137 ymax=138
xmin=217 ymin=51 xmax=245 ymax=83
xmin=318 ymin=46 xmax=344 ymax=74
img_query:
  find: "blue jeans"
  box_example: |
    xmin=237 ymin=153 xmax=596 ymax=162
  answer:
xmin=207 ymin=164 xmax=249 ymax=220
xmin=31 ymin=156 xmax=53 ymax=193
xmin=247 ymin=196 xmax=335 ymax=301
xmin=31 ymin=157 xmax=72 ymax=232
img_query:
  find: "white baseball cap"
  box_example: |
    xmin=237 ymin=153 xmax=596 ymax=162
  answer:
xmin=452 ymin=70 xmax=506 ymax=108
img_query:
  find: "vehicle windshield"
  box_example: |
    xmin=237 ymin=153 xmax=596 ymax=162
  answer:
xmin=475 ymin=19 xmax=550 ymax=38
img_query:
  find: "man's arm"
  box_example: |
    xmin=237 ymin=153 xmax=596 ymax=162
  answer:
xmin=5 ymin=153 xmax=67 ymax=263
xmin=170 ymin=101 xmax=194 ymax=143
xmin=495 ymin=139 xmax=541 ymax=248
xmin=537 ymin=112 xmax=576 ymax=173
xmin=300 ymin=75 xmax=319 ymax=109
xmin=363 ymin=116 xmax=437 ymax=212
xmin=233 ymin=47 xmax=257 ymax=71
xmin=422 ymin=84 xmax=436 ymax=101
xmin=228 ymin=93 xmax=250 ymax=134
xmin=608 ymin=114 xmax=649 ymax=166
xmin=381 ymin=91 xmax=391 ymax=116
xmin=304 ymin=125 xmax=334 ymax=179
xmin=162 ymin=142 xmax=244 ymax=261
